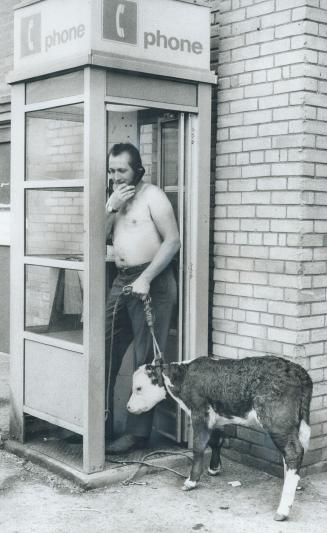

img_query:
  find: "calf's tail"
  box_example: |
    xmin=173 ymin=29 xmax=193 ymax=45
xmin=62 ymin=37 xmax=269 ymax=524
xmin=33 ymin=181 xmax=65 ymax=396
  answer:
xmin=298 ymin=371 xmax=313 ymax=453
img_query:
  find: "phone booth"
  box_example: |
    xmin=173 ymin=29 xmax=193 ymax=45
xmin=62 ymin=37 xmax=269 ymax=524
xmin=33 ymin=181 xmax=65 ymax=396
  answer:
xmin=8 ymin=0 xmax=216 ymax=476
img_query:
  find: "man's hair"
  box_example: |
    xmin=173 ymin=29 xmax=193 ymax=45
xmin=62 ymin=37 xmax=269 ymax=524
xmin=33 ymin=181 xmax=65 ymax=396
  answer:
xmin=108 ymin=143 xmax=145 ymax=180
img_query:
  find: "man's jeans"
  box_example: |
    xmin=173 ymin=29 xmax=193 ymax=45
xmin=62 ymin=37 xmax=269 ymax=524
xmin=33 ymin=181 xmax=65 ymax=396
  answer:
xmin=105 ymin=263 xmax=177 ymax=438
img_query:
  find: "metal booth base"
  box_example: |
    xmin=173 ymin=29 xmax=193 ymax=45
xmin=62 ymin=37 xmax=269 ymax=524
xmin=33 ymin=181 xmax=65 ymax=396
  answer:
xmin=4 ymin=430 xmax=189 ymax=490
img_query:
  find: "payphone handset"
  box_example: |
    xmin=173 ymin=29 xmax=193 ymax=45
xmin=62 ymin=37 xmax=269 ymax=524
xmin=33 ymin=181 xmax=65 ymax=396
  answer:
xmin=116 ymin=4 xmax=125 ymax=39
xmin=131 ymin=165 xmax=145 ymax=186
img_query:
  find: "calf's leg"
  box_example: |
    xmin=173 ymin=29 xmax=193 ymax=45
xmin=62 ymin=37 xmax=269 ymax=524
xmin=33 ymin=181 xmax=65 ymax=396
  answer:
xmin=272 ymin=430 xmax=304 ymax=521
xmin=208 ymin=429 xmax=224 ymax=476
xmin=183 ymin=416 xmax=211 ymax=491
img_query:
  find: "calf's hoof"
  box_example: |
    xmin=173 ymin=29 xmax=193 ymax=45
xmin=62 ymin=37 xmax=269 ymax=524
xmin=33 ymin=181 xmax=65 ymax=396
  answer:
xmin=208 ymin=465 xmax=221 ymax=476
xmin=274 ymin=513 xmax=287 ymax=522
xmin=182 ymin=478 xmax=198 ymax=491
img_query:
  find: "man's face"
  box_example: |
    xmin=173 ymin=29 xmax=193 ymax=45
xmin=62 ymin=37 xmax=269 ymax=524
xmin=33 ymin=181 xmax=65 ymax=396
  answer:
xmin=108 ymin=151 xmax=135 ymax=187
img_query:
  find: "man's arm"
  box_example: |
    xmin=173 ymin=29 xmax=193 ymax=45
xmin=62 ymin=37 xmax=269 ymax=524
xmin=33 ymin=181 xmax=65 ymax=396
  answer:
xmin=131 ymin=186 xmax=181 ymax=296
xmin=105 ymin=207 xmax=117 ymax=242
xmin=105 ymin=183 xmax=136 ymax=241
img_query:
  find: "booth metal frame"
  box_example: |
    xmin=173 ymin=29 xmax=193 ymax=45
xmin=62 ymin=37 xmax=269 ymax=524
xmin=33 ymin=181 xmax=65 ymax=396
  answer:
xmin=9 ymin=0 xmax=216 ymax=475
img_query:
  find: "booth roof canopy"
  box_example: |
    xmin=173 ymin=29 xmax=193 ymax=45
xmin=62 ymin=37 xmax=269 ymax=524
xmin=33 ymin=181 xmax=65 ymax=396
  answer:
xmin=170 ymin=0 xmax=210 ymax=4
xmin=15 ymin=0 xmax=210 ymax=9
xmin=14 ymin=0 xmax=43 ymax=10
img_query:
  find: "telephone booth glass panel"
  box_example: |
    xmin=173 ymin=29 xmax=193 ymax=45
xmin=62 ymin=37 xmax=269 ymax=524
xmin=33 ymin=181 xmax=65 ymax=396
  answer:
xmin=25 ymin=265 xmax=83 ymax=344
xmin=25 ymin=188 xmax=84 ymax=258
xmin=26 ymin=105 xmax=84 ymax=181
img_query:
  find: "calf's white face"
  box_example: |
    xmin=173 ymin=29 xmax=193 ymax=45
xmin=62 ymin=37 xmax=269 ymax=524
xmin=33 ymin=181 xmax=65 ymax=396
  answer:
xmin=127 ymin=365 xmax=166 ymax=414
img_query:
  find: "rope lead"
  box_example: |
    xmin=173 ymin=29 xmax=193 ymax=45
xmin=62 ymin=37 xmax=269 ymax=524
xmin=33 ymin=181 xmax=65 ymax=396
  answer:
xmin=143 ymin=295 xmax=163 ymax=366
xmin=105 ymin=285 xmax=164 ymax=426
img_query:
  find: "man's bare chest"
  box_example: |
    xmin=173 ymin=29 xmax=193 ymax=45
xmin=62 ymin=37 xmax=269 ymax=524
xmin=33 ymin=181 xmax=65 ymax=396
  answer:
xmin=115 ymin=200 xmax=153 ymax=231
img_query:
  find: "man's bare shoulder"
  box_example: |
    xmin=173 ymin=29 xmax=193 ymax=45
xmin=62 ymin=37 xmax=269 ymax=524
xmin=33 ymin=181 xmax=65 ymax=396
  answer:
xmin=141 ymin=183 xmax=169 ymax=203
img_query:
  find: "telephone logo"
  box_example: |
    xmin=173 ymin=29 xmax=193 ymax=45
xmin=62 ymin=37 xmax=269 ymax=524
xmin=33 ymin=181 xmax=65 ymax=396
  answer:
xmin=103 ymin=0 xmax=137 ymax=44
xmin=21 ymin=13 xmax=41 ymax=57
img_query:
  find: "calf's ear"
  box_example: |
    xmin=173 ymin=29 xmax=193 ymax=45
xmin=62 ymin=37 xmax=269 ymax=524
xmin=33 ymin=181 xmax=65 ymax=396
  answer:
xmin=145 ymin=364 xmax=162 ymax=386
xmin=145 ymin=364 xmax=154 ymax=374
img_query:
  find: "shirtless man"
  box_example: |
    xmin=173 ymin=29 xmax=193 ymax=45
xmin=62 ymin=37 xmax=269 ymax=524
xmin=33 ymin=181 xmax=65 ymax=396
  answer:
xmin=105 ymin=143 xmax=180 ymax=454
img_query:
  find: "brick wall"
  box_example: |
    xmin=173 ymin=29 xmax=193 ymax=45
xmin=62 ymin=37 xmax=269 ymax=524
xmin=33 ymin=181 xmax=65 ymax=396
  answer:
xmin=211 ymin=0 xmax=327 ymax=472
xmin=300 ymin=0 xmax=327 ymax=465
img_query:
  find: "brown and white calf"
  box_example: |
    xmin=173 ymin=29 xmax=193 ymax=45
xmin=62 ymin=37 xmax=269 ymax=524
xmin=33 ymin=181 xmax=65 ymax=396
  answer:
xmin=127 ymin=355 xmax=312 ymax=521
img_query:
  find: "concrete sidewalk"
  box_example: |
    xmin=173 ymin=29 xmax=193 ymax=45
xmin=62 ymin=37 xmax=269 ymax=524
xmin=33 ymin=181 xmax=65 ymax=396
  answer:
xmin=1 ymin=436 xmax=327 ymax=533
xmin=1 ymin=351 xmax=327 ymax=533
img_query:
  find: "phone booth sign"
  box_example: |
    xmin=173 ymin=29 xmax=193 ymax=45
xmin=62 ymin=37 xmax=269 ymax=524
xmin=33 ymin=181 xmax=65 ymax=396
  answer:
xmin=8 ymin=0 xmax=215 ymax=478
xmin=14 ymin=0 xmax=211 ymax=79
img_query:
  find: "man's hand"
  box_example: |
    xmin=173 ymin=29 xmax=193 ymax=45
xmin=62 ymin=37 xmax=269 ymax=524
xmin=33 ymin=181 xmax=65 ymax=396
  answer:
xmin=106 ymin=184 xmax=135 ymax=212
xmin=130 ymin=275 xmax=150 ymax=300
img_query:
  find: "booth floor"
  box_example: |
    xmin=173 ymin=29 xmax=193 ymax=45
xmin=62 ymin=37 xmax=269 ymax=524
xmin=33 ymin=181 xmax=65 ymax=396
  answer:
xmin=1 ymin=352 xmax=190 ymax=488
xmin=4 ymin=434 xmax=191 ymax=491
xmin=23 ymin=430 xmax=183 ymax=473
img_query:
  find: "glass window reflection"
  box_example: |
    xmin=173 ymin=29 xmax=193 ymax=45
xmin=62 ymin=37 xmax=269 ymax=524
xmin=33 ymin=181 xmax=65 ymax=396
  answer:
xmin=161 ymin=119 xmax=179 ymax=187
xmin=25 ymin=188 xmax=84 ymax=259
xmin=26 ymin=104 xmax=84 ymax=181
xmin=25 ymin=265 xmax=83 ymax=345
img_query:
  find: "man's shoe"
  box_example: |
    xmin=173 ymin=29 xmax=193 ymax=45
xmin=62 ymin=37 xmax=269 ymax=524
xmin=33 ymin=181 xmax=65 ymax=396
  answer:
xmin=106 ymin=434 xmax=148 ymax=455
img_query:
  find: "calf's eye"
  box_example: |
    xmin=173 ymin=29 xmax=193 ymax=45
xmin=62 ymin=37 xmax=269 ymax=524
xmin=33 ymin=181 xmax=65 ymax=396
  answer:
xmin=136 ymin=387 xmax=142 ymax=392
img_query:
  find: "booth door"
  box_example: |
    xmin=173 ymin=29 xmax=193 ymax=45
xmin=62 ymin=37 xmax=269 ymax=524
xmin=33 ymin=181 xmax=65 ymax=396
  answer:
xmin=23 ymin=104 xmax=85 ymax=435
xmin=107 ymin=105 xmax=186 ymax=442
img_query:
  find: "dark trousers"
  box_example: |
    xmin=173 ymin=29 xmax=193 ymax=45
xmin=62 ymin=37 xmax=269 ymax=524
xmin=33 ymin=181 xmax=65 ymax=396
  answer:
xmin=105 ymin=263 xmax=177 ymax=438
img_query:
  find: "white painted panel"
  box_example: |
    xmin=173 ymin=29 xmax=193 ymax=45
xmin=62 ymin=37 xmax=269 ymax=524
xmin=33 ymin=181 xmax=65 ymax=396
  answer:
xmin=0 ymin=211 xmax=10 ymax=245
xmin=24 ymin=339 xmax=84 ymax=427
